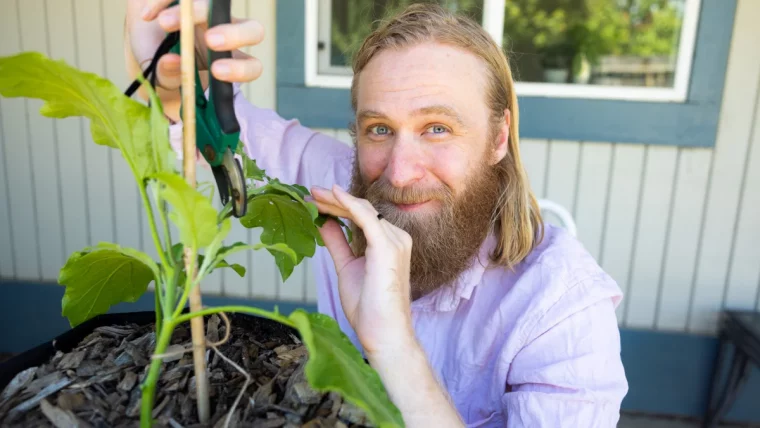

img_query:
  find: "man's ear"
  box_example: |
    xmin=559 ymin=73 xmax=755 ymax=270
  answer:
xmin=490 ymin=109 xmax=511 ymax=165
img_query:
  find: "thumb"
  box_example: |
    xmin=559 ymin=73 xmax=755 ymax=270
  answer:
xmin=318 ymin=218 xmax=355 ymax=273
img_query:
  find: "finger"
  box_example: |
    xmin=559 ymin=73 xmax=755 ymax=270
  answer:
xmin=331 ymin=185 xmax=386 ymax=243
xmin=311 ymin=185 xmax=341 ymax=206
xmin=155 ymin=53 xmax=182 ymax=90
xmin=206 ymin=19 xmax=265 ymax=51
xmin=311 ymin=199 xmax=351 ymax=221
xmin=157 ymin=0 xmax=209 ymax=32
xmin=386 ymin=223 xmax=413 ymax=253
xmin=379 ymin=220 xmax=404 ymax=248
xmin=310 ymin=186 xmax=354 ymax=218
xmin=141 ymin=0 xmax=181 ymax=21
xmin=319 ymin=219 xmax=356 ymax=274
xmin=210 ymin=55 xmax=262 ymax=82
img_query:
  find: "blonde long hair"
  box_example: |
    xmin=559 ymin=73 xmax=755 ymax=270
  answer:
xmin=349 ymin=3 xmax=544 ymax=269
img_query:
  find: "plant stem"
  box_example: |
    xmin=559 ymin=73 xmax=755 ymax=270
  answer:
xmin=154 ymin=290 xmax=163 ymax=337
xmin=174 ymin=305 xmax=295 ymax=329
xmin=217 ymin=202 xmax=233 ymax=223
xmin=179 ymin=0 xmax=209 ymax=422
xmin=159 ymin=199 xmax=174 ymax=261
xmin=139 ymin=186 xmax=171 ymax=273
xmin=139 ymin=319 xmax=174 ymax=428
xmin=172 ymin=255 xmax=212 ymax=319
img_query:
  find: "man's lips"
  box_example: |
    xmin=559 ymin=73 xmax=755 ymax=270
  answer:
xmin=394 ymin=200 xmax=432 ymax=211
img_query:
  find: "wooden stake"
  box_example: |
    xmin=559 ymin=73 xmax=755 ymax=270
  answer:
xmin=180 ymin=0 xmax=210 ymax=423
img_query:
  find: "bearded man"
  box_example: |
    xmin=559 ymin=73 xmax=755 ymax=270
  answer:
xmin=126 ymin=2 xmax=629 ymax=426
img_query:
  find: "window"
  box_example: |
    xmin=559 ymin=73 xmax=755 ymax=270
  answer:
xmin=305 ymin=0 xmax=702 ymax=102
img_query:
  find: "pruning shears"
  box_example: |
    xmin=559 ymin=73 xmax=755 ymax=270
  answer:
xmin=125 ymin=0 xmax=247 ymax=218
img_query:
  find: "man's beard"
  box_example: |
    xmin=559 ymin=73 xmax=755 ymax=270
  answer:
xmin=348 ymin=150 xmax=503 ymax=300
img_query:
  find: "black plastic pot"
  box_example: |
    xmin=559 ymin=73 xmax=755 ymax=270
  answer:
xmin=0 ymin=310 xmax=300 ymax=393
xmin=0 ymin=311 xmax=156 ymax=392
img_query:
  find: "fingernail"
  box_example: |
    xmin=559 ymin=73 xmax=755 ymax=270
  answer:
xmin=141 ymin=5 xmax=152 ymax=19
xmin=207 ymin=33 xmax=225 ymax=47
xmin=214 ymin=63 xmax=230 ymax=77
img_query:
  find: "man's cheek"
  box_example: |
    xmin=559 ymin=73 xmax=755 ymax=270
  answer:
xmin=358 ymin=148 xmax=388 ymax=183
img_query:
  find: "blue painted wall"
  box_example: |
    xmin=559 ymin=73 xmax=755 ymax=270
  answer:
xmin=1 ymin=281 xmax=758 ymax=424
xmin=274 ymin=0 xmax=736 ymax=147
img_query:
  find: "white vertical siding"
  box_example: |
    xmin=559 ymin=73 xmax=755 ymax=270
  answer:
xmin=601 ymin=145 xmax=647 ymax=324
xmin=1 ymin=0 xmax=40 ymax=280
xmin=1 ymin=0 xmax=759 ymax=337
xmin=544 ymin=141 xmax=581 ymax=215
xmin=687 ymin=0 xmax=760 ymax=333
xmin=625 ymin=146 xmax=678 ymax=329
xmin=655 ymin=149 xmax=713 ymax=331
xmin=573 ymin=143 xmax=613 ymax=260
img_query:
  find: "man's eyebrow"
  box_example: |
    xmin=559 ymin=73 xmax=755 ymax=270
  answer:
xmin=414 ymin=105 xmax=466 ymax=126
xmin=356 ymin=105 xmax=466 ymax=127
xmin=356 ymin=110 xmax=388 ymax=122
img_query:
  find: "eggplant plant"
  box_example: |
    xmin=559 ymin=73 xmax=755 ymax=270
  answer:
xmin=0 ymin=51 xmax=403 ymax=428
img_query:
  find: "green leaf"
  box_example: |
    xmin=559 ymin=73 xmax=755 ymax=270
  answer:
xmin=213 ymin=259 xmax=246 ymax=277
xmin=288 ymin=310 xmax=404 ymax=428
xmin=263 ymin=179 xmax=319 ymax=220
xmin=0 ymin=51 xmax=174 ymax=181
xmin=154 ymin=172 xmax=219 ymax=249
xmin=204 ymin=217 xmax=232 ymax=264
xmin=235 ymin=143 xmax=266 ymax=181
xmin=140 ymin=73 xmax=174 ymax=174
xmin=291 ymin=184 xmax=310 ymax=198
xmin=58 ymin=243 xmax=157 ymax=327
xmin=240 ymin=193 xmax=317 ymax=281
xmin=214 ymin=242 xmax=298 ymax=269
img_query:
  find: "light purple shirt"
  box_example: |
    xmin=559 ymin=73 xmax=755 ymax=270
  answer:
xmin=169 ymin=85 xmax=629 ymax=427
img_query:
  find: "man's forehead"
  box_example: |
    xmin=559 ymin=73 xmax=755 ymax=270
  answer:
xmin=355 ymin=42 xmax=489 ymax=114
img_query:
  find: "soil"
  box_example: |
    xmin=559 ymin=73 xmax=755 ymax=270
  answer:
xmin=0 ymin=314 xmax=372 ymax=428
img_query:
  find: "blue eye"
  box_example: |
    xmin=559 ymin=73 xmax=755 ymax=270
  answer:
xmin=427 ymin=125 xmax=449 ymax=134
xmin=370 ymin=125 xmax=390 ymax=135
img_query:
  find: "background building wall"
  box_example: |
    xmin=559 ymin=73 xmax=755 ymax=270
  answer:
xmin=0 ymin=0 xmax=759 ymax=338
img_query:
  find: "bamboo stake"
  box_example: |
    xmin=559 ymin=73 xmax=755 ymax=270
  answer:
xmin=179 ymin=0 xmax=210 ymax=423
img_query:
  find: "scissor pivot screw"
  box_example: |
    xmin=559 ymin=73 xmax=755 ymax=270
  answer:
xmin=204 ymin=145 xmax=216 ymax=163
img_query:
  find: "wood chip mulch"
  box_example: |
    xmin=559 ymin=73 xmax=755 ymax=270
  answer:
xmin=0 ymin=314 xmax=372 ymax=428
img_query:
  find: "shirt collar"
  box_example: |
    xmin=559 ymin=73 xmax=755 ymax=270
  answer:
xmin=411 ymin=234 xmax=498 ymax=312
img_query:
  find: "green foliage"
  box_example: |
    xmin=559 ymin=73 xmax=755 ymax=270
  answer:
xmin=58 ymin=243 xmax=158 ymax=327
xmin=328 ymin=0 xmax=483 ymax=67
xmin=289 ymin=310 xmax=405 ymax=428
xmin=0 ymin=50 xmax=401 ymax=428
xmin=502 ymin=0 xmax=684 ymax=64
xmin=236 ymin=144 xmax=267 ymax=182
xmin=0 ymin=51 xmax=175 ymax=180
xmin=154 ymin=172 xmax=220 ymax=250
xmin=241 ymin=193 xmax=318 ymax=281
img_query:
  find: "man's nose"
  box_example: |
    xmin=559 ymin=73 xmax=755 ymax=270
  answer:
xmin=385 ymin=133 xmax=425 ymax=188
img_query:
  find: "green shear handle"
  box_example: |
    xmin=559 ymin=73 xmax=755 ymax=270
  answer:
xmin=124 ymin=0 xmax=247 ymax=218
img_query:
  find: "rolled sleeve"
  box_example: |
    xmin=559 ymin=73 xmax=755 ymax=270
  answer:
xmin=502 ymin=282 xmax=628 ymax=427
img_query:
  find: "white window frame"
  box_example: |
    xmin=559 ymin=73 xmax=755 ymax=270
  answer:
xmin=304 ymin=0 xmax=702 ymax=103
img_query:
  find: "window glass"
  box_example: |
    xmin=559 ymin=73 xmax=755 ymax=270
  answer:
xmin=322 ymin=0 xmax=484 ymax=72
xmin=503 ymin=0 xmax=687 ymax=88
xmin=316 ymin=0 xmax=694 ymax=94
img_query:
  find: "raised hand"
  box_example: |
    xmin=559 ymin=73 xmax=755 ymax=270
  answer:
xmin=310 ymin=184 xmax=417 ymax=358
xmin=310 ymin=184 xmax=466 ymax=428
xmin=125 ymin=0 xmax=264 ymax=119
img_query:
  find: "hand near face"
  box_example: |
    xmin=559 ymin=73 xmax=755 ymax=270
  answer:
xmin=310 ymin=185 xmax=417 ymax=358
